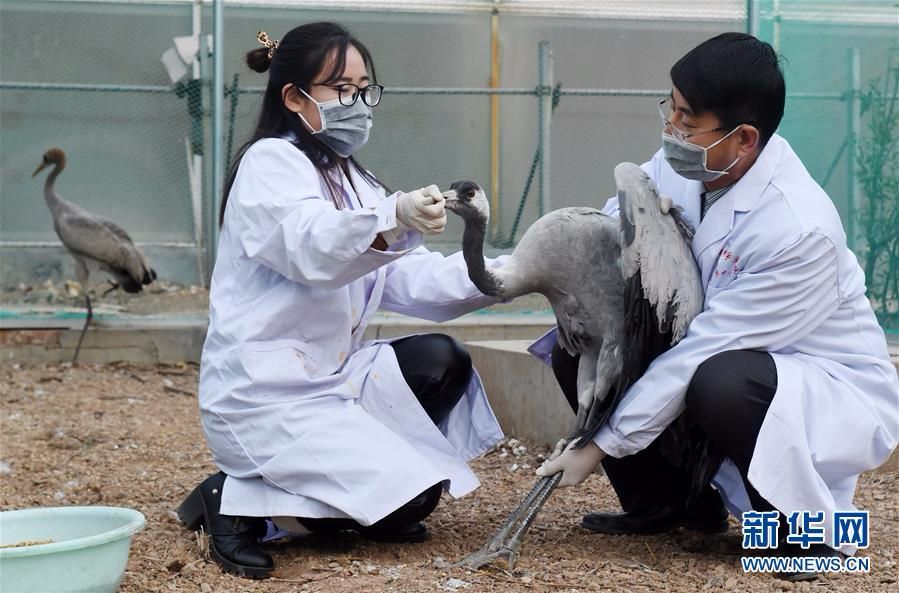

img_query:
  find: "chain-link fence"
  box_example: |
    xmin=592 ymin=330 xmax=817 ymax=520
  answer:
xmin=214 ymin=2 xmax=743 ymax=251
xmin=1 ymin=0 xmax=896 ymax=332
xmin=1 ymin=1 xmax=203 ymax=287
xmin=752 ymin=0 xmax=899 ymax=331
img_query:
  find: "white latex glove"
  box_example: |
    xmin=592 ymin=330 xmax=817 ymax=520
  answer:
xmin=395 ymin=185 xmax=447 ymax=235
xmin=535 ymin=438 xmax=606 ymax=488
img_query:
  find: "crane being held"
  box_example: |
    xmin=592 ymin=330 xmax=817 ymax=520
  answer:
xmin=32 ymin=148 xmax=157 ymax=362
xmin=444 ymin=162 xmax=714 ymax=569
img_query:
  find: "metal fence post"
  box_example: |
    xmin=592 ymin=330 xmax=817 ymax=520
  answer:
xmin=747 ymin=0 xmax=760 ymax=36
xmin=537 ymin=41 xmax=553 ymax=217
xmin=190 ymin=0 xmax=205 ymax=286
xmin=772 ymin=0 xmax=781 ymax=51
xmin=489 ymin=7 xmax=501 ymax=242
xmin=209 ymin=0 xmax=224 ymax=279
xmin=847 ymin=46 xmax=861 ymax=252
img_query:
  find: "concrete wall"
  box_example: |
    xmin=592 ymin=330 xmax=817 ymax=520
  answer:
xmin=467 ymin=339 xmax=575 ymax=446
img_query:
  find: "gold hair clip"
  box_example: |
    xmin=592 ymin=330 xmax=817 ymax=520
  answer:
xmin=256 ymin=30 xmax=280 ymax=60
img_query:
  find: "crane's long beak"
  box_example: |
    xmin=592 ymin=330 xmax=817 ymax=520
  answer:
xmin=441 ymin=189 xmax=459 ymax=211
xmin=32 ymin=162 xmax=48 ymax=177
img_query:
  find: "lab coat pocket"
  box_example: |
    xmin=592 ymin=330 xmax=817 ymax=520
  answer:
xmin=705 ymin=244 xmax=743 ymax=295
xmin=239 ymin=339 xmax=320 ymax=393
xmin=704 ymin=271 xmax=736 ymax=304
xmin=706 ymin=272 xmax=735 ymax=296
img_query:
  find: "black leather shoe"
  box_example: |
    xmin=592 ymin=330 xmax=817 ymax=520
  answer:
xmin=177 ymin=472 xmax=274 ymax=579
xmin=357 ymin=521 xmax=430 ymax=543
xmin=684 ymin=498 xmax=730 ymax=534
xmin=303 ymin=518 xmax=431 ymax=543
xmin=581 ymin=504 xmax=729 ymax=536
xmin=581 ymin=505 xmax=686 ymax=535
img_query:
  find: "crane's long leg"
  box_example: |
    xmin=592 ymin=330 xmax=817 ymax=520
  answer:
xmin=574 ymin=353 xmax=598 ymax=429
xmin=581 ymin=341 xmax=621 ymax=430
xmin=72 ymin=257 xmax=91 ymax=363
xmin=72 ymin=292 xmax=92 ymax=363
xmin=468 ymin=475 xmax=553 ymax=553
xmin=455 ymin=472 xmax=562 ymax=570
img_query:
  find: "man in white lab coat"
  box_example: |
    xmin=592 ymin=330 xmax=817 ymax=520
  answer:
xmin=534 ymin=32 xmax=898 ymax=581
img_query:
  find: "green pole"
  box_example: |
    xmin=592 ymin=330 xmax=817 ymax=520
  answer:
xmin=537 ymin=41 xmax=553 ymax=217
xmin=747 ymin=0 xmax=759 ymax=36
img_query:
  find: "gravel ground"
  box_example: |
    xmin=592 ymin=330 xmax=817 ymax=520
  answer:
xmin=0 ymin=362 xmax=896 ymax=593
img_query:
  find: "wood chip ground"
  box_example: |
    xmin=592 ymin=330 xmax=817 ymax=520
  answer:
xmin=1 ymin=362 xmax=895 ymax=593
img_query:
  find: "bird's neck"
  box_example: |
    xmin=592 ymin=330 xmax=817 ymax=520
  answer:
xmin=460 ymin=215 xmax=506 ymax=298
xmin=44 ymin=163 xmax=65 ymax=210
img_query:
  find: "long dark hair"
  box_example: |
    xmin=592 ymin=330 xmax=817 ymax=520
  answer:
xmin=221 ymin=22 xmax=385 ymax=226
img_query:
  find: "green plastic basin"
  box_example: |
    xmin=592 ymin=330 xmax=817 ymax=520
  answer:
xmin=0 ymin=506 xmax=146 ymax=593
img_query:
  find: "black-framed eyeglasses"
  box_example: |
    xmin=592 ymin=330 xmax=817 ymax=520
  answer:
xmin=316 ymin=83 xmax=384 ymax=107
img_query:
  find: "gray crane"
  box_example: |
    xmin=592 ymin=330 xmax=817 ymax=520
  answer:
xmin=32 ymin=148 xmax=156 ymax=362
xmin=444 ymin=162 xmax=713 ymax=569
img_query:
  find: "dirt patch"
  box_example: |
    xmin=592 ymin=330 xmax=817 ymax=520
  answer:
xmin=1 ymin=362 xmax=895 ymax=593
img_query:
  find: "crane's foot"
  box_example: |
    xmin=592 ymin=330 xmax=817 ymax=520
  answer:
xmin=72 ymin=294 xmax=93 ymax=364
xmin=455 ymin=545 xmax=520 ymax=571
xmin=101 ymin=281 xmax=120 ymax=297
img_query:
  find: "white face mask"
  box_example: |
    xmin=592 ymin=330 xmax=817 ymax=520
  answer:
xmin=662 ymin=126 xmax=742 ymax=182
xmin=296 ymin=88 xmax=373 ymax=158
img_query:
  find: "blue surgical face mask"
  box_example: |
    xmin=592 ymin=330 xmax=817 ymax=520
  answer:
xmin=662 ymin=126 xmax=741 ymax=182
xmin=296 ymin=88 xmax=373 ymax=158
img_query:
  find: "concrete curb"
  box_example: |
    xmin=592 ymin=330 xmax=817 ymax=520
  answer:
xmin=0 ymin=312 xmax=556 ymax=363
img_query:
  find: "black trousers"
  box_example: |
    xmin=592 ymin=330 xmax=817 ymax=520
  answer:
xmin=304 ymin=333 xmax=472 ymax=531
xmin=391 ymin=333 xmax=473 ymax=426
xmin=552 ymin=342 xmax=779 ymax=514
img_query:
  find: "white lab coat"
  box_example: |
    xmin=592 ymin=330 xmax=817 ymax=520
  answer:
xmin=530 ymin=134 xmax=899 ymax=553
xmin=199 ymin=137 xmax=506 ymax=526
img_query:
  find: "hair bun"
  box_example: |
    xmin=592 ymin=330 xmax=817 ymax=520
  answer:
xmin=246 ymin=47 xmax=271 ymax=73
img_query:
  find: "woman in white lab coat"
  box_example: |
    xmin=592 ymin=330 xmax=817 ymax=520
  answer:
xmin=176 ymin=22 xmax=507 ymax=579
xmin=535 ymin=33 xmax=898 ymax=582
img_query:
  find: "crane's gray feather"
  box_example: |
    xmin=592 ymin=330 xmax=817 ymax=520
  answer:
xmin=447 ymin=166 xmax=717 ymax=568
xmin=553 ymin=293 xmax=590 ymax=356
xmin=614 ymin=163 xmax=703 ymax=343
xmin=447 ymin=166 xmax=705 ymax=462
xmin=55 ymin=209 xmax=149 ymax=289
